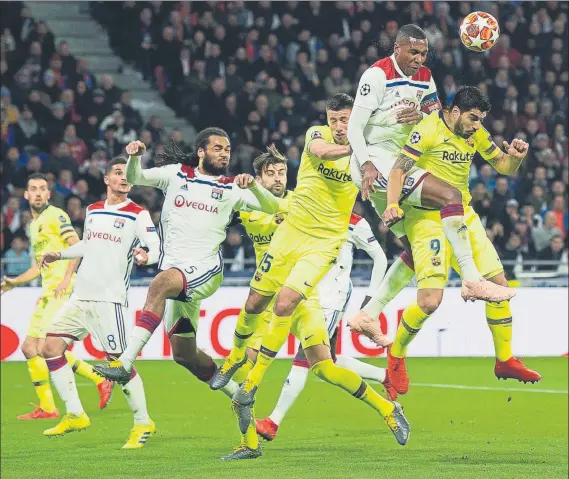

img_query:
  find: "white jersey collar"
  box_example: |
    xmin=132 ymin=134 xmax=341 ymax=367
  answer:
xmin=390 ymin=54 xmax=411 ymax=79
xmin=104 ymin=198 xmax=130 ymax=210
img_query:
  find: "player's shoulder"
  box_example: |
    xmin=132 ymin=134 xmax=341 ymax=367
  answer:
xmin=306 ymin=124 xmax=332 ymax=142
xmin=349 ymin=212 xmax=363 ymax=226
xmin=87 ymin=200 xmax=106 ymax=212
xmin=412 ymin=66 xmax=433 ymax=83
xmin=119 ymin=200 xmax=146 ymax=215
xmin=45 ymin=205 xmax=69 ymax=223
xmin=367 ymin=57 xmax=395 ymax=81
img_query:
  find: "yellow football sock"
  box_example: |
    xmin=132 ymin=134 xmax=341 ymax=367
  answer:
xmin=241 ymin=408 xmax=259 ymax=450
xmin=311 ymin=359 xmax=394 ymax=418
xmin=486 ymin=301 xmax=513 ymax=362
xmin=65 ymin=351 xmax=104 ymax=385
xmin=27 ymin=356 xmax=56 ymax=413
xmin=229 ymin=310 xmax=262 ymax=363
xmin=391 ymin=301 xmax=430 ymax=358
xmin=233 ymin=358 xmax=255 ymax=385
xmin=247 ymin=314 xmax=292 ymax=387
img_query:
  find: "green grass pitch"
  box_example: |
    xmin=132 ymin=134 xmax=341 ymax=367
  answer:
xmin=1 ymin=357 xmax=567 ymax=479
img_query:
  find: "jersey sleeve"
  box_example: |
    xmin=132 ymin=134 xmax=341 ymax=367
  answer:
xmin=474 ymin=128 xmax=500 ymax=162
xmin=126 ymin=155 xmax=178 ymax=191
xmin=401 ymin=118 xmax=434 ymax=161
xmin=134 ymin=209 xmax=161 ymax=265
xmin=353 ymin=68 xmax=386 ymax=111
xmin=420 ymin=77 xmax=441 ymax=114
xmin=350 ymin=218 xmax=381 ymax=256
xmin=55 ymin=210 xmax=78 ymax=242
xmin=304 ymin=126 xmax=329 ymax=153
xmin=234 ymin=183 xmax=280 ymax=214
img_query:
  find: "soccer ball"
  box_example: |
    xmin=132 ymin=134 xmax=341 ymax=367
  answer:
xmin=459 ymin=11 xmax=500 ymax=52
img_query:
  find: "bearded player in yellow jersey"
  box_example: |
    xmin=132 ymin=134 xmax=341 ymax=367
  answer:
xmin=372 ymin=86 xmax=541 ymax=396
xmin=212 ymin=94 xmax=410 ymax=455
xmin=0 ymin=174 xmax=113 ymax=419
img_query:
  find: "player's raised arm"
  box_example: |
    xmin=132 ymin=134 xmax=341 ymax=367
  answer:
xmin=0 ymin=262 xmax=41 ymax=294
xmin=133 ymin=209 xmax=161 ymax=266
xmin=307 ymin=135 xmax=352 ymax=161
xmin=351 ymin=218 xmax=388 ymax=308
xmin=235 ymin=174 xmax=280 ymax=214
xmin=484 ymin=138 xmax=529 ymax=176
xmin=125 ymin=140 xmax=175 ymax=190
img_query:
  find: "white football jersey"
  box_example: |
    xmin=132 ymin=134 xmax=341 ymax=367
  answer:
xmin=63 ymin=199 xmax=160 ymax=305
xmin=127 ymin=161 xmax=278 ymax=270
xmin=318 ymin=214 xmax=382 ymax=311
xmin=353 ymin=55 xmax=440 ymax=154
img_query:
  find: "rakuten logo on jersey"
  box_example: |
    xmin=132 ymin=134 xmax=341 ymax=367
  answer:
xmin=86 ymin=230 xmax=122 ymax=243
xmin=174 ymin=195 xmax=219 ymax=214
xmin=317 ymin=163 xmax=352 ymax=183
xmin=249 ymin=232 xmax=273 ymax=244
xmin=442 ymin=151 xmax=475 ymax=163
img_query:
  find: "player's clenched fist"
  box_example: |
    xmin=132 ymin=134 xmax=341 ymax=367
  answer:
xmin=235 ymin=174 xmax=256 ymax=189
xmin=126 ymin=140 xmax=147 ymax=156
xmin=503 ymin=139 xmax=528 ymax=159
xmin=382 ymin=203 xmax=405 ymax=228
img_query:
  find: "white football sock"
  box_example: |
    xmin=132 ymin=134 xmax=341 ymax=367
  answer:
xmin=335 ymin=355 xmax=386 ymax=383
xmin=363 ymin=255 xmax=414 ymax=318
xmin=122 ymin=372 xmax=150 ymax=425
xmin=441 ymin=205 xmax=481 ymax=281
xmin=120 ymin=328 xmax=151 ymax=371
xmin=268 ymin=365 xmax=309 ymax=426
xmin=49 ymin=359 xmax=84 ymax=415
xmin=220 ymin=380 xmax=239 ymax=399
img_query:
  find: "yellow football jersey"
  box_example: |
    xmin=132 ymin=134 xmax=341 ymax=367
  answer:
xmin=288 ymin=125 xmax=358 ymax=239
xmin=241 ymin=191 xmax=292 ymax=264
xmin=29 ymin=205 xmax=77 ymax=296
xmin=402 ymin=111 xmax=500 ymax=205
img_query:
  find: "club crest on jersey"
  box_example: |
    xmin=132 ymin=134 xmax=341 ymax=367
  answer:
xmin=431 ymin=256 xmax=441 ymax=266
xmin=211 ymin=187 xmax=224 ymax=200
xmin=114 ymin=218 xmax=125 ymax=229
xmin=466 ymin=137 xmax=475 ymax=147
xmin=416 ymin=90 xmax=424 ymax=101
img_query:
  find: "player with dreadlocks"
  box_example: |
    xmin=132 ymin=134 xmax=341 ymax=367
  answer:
xmin=95 ymin=128 xmax=282 ymax=404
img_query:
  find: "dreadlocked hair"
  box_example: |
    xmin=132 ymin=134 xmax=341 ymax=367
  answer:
xmin=155 ymin=138 xmax=195 ymax=167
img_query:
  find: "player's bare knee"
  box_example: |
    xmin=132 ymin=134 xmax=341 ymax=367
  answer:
xmin=418 ymin=290 xmax=443 ymax=315
xmin=441 ymin=186 xmax=462 ymax=206
xmin=21 ymin=338 xmax=38 ymax=358
xmin=274 ymin=288 xmax=302 ymax=316
xmin=488 ymin=272 xmax=508 ymax=287
xmin=246 ymin=347 xmax=258 ymax=364
xmin=244 ymin=289 xmax=271 ymax=314
xmin=42 ymin=338 xmax=65 ymax=359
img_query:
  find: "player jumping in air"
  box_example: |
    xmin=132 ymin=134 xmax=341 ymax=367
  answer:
xmin=377 ymin=86 xmax=541 ymax=396
xmin=211 ymin=94 xmax=410 ymax=454
xmin=0 ymin=174 xmax=113 ymax=420
xmin=346 ymin=24 xmax=513 ymax=341
xmin=93 ymin=131 xmax=280 ymax=404
xmin=256 ymin=210 xmax=392 ymax=441
xmin=39 ymin=158 xmax=160 ymax=447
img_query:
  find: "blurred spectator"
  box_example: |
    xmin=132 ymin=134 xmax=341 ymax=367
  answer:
xmin=532 ymin=211 xmax=562 ymax=252
xmin=537 ymin=235 xmax=566 ymax=271
xmin=2 ymin=236 xmax=31 ymax=276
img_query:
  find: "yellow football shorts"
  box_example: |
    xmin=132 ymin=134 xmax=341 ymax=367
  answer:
xmin=248 ymin=292 xmax=329 ymax=351
xmin=27 ymin=294 xmax=69 ymax=339
xmin=405 ymin=205 xmax=504 ymax=290
xmin=250 ymin=221 xmax=342 ymax=299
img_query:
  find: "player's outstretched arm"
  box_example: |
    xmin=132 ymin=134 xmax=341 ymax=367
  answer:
xmin=486 ymin=139 xmax=529 ymax=176
xmin=235 ymin=174 xmax=280 ymax=214
xmin=0 ymin=262 xmax=41 ymax=294
xmin=383 ymin=153 xmax=415 ymax=227
xmin=125 ymin=141 xmax=173 ymax=190
xmin=308 ymin=138 xmax=352 ymax=161
xmin=54 ymin=234 xmax=82 ymax=298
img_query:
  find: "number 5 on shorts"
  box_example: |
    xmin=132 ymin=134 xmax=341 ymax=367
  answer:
xmin=259 ymin=253 xmax=274 ymax=273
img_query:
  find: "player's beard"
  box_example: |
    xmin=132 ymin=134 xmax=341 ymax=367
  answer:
xmin=30 ymin=201 xmax=49 ymax=214
xmin=202 ymin=153 xmax=228 ymax=176
xmin=455 ymin=120 xmax=473 ymax=139
xmin=268 ymin=183 xmax=285 ymax=197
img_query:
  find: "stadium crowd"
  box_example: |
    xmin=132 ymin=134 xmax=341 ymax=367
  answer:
xmin=2 ymin=1 xmax=568 ymax=279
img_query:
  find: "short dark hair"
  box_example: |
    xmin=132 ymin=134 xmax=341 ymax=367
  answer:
xmin=396 ymin=24 xmax=427 ymax=44
xmin=26 ymin=173 xmax=48 ymax=189
xmin=326 ymin=93 xmax=354 ymax=112
xmin=253 ymin=144 xmax=288 ymax=176
xmin=156 ymin=127 xmax=229 ymax=167
xmin=451 ymin=86 xmax=492 ymax=113
xmin=105 ymin=157 xmax=127 ymax=175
